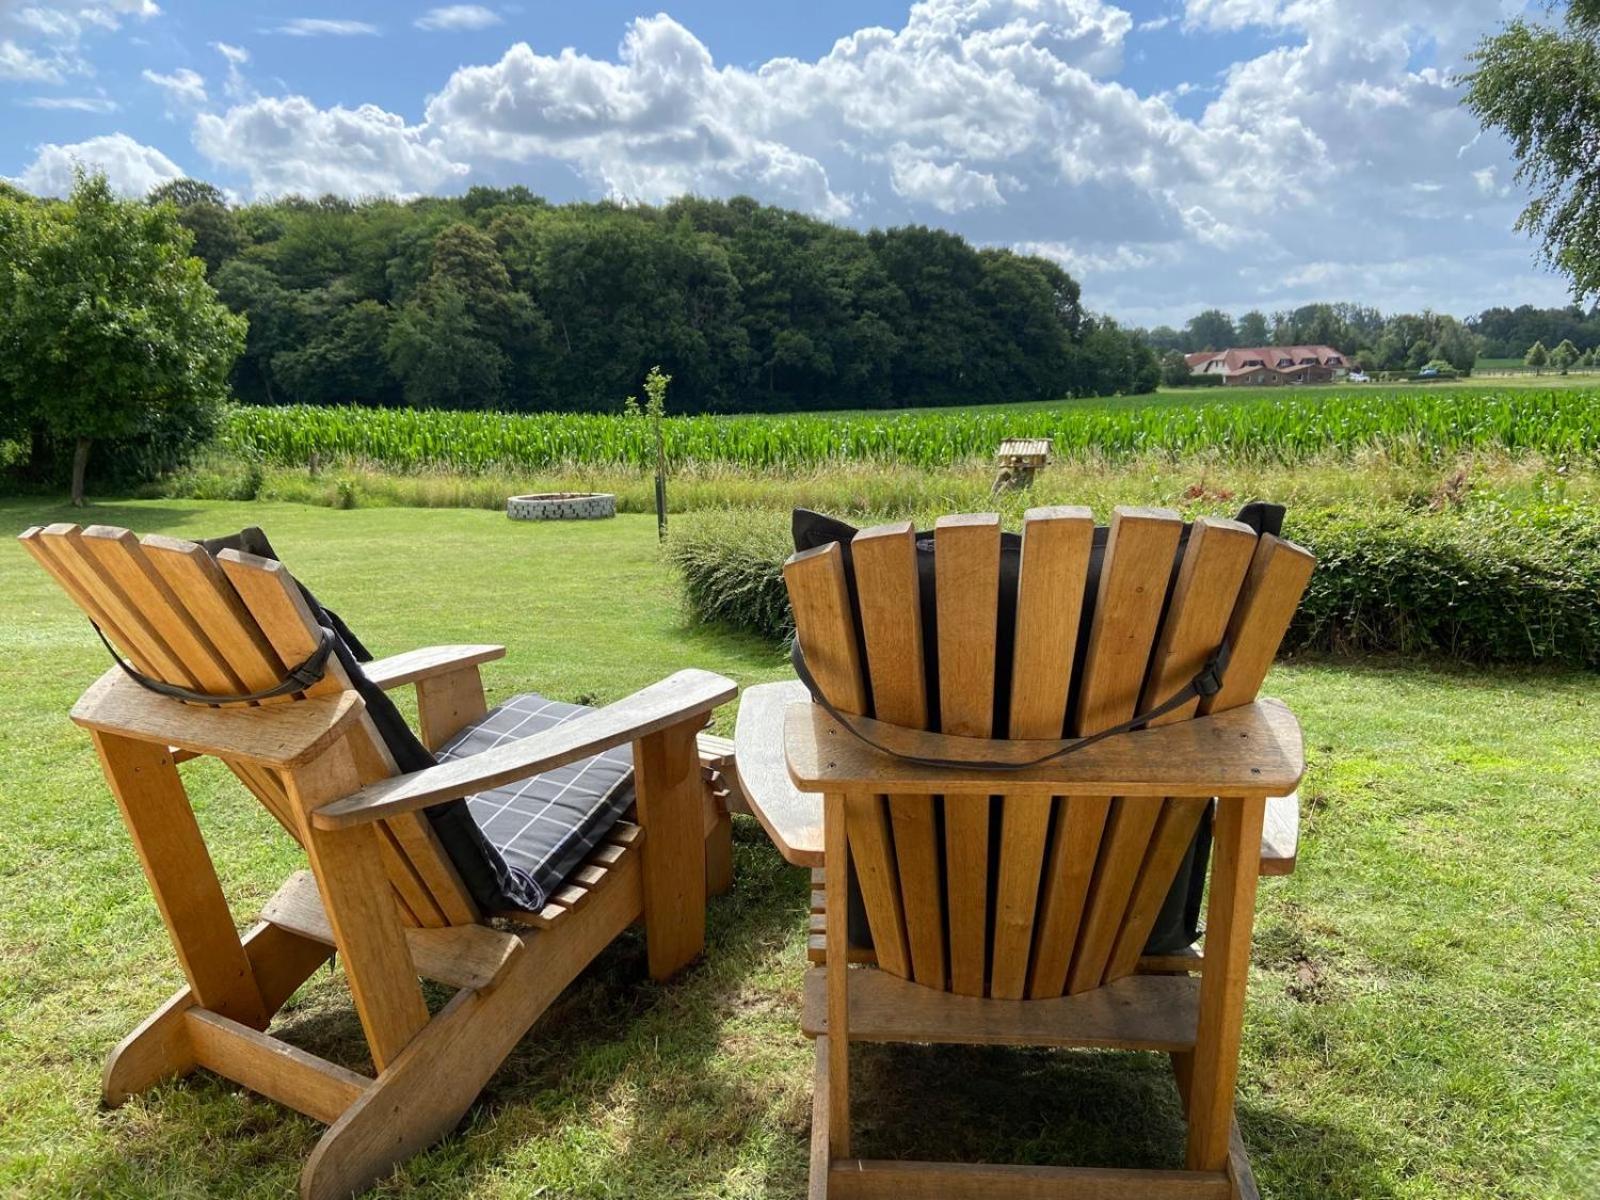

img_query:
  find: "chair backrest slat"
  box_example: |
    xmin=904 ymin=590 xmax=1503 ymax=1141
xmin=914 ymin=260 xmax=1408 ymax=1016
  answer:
xmin=853 ymin=522 xmax=940 ymax=986
xmin=991 ymin=506 xmax=1092 ymax=999
xmin=934 ymin=514 xmax=1001 ymax=997
xmin=140 ymin=534 xmax=288 ymax=692
xmin=784 ymin=506 xmax=1314 ymax=1003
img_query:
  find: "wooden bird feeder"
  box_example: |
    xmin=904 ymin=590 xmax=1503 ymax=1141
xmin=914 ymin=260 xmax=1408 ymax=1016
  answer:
xmin=994 ymin=438 xmax=1052 ymax=491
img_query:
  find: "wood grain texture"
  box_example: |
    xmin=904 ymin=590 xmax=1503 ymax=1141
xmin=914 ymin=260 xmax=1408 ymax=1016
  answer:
xmin=851 ymin=521 xmax=942 ymax=988
xmin=992 ymin=506 xmax=1092 ymax=1000
xmin=934 ymin=513 xmax=1000 ymax=997
xmin=1185 ymin=795 xmax=1266 ymax=1172
xmin=283 ymin=741 xmax=429 ymax=1072
xmin=185 ymin=1009 xmax=369 ymax=1124
xmin=262 ymin=870 xmax=522 ymax=990
xmin=635 ymin=719 xmax=709 ymax=981
xmin=1072 ymin=517 xmax=1256 ymax=993
xmin=785 ymin=536 xmax=912 ymax=980
xmin=735 ymin=680 xmax=823 ymax=865
xmin=72 ymin=668 xmax=365 ymax=767
xmin=89 ymin=731 xmax=269 ymax=1028
xmin=801 ymin=967 xmax=1198 ymax=1051
xmin=824 ymin=791 xmax=852 ymax=1160
xmin=414 ymin=666 xmax=490 ymax=752
xmin=314 ymin=669 xmax=737 ymax=828
xmin=1030 ymin=508 xmax=1182 ymax=999
xmin=786 ymin=699 xmax=1305 ymax=799
xmin=363 ymin=644 xmax=506 ymax=690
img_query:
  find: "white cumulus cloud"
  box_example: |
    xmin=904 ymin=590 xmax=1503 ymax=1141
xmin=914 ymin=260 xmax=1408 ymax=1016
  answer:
xmin=193 ymin=95 xmax=467 ymax=198
xmin=9 ymin=132 xmax=184 ymax=196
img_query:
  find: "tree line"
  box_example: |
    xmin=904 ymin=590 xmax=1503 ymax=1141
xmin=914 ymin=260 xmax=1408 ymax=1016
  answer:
xmin=145 ymin=180 xmax=1158 ymax=414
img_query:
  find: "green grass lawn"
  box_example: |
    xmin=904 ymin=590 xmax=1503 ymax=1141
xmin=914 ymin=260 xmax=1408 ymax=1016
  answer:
xmin=1 ymin=499 xmax=1596 ymax=1198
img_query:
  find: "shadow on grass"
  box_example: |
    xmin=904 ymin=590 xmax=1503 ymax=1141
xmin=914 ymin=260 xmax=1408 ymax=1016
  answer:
xmin=44 ymin=818 xmax=1391 ymax=1199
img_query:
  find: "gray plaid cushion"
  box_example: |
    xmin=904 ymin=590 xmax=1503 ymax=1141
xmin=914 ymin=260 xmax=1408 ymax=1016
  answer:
xmin=437 ymin=693 xmax=635 ymax=912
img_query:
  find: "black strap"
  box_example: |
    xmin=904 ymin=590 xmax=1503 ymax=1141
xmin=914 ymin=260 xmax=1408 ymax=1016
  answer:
xmin=789 ymin=638 xmax=1230 ymax=773
xmin=93 ymin=621 xmax=337 ymax=707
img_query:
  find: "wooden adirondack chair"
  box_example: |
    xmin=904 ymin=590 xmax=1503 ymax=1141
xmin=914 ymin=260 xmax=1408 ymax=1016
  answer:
xmin=763 ymin=506 xmax=1314 ymax=1199
xmin=18 ymin=522 xmax=738 ymax=1199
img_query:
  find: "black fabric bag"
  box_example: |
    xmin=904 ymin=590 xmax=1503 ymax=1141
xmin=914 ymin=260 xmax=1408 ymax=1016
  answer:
xmin=790 ymin=502 xmax=1285 ymax=955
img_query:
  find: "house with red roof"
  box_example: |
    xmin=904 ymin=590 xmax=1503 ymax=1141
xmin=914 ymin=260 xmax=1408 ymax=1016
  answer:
xmin=1184 ymin=345 xmax=1349 ymax=385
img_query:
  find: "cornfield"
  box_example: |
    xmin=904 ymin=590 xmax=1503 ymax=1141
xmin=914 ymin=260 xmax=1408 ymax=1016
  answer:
xmin=223 ymin=388 xmax=1600 ymax=472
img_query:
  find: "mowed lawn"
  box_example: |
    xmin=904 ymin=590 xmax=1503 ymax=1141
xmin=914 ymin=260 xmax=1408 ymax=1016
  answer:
xmin=0 ymin=499 xmax=1595 ymax=1199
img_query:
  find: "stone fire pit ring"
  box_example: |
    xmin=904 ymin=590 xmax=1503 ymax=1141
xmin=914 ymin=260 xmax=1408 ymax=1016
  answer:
xmin=506 ymin=492 xmax=617 ymax=521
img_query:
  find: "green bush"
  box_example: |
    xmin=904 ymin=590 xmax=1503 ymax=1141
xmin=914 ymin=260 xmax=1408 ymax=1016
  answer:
xmin=667 ymin=504 xmax=1600 ymax=668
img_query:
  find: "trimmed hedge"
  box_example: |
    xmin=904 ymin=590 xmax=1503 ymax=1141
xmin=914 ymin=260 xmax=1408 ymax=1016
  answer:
xmin=667 ymin=504 xmax=1600 ymax=668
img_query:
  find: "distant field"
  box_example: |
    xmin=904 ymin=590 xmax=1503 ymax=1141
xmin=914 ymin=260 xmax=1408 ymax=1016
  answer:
xmin=221 ymin=381 xmax=1600 ymax=473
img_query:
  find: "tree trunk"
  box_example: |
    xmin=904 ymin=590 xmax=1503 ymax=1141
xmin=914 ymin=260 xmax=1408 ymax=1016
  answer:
xmin=70 ymin=437 xmax=91 ymax=507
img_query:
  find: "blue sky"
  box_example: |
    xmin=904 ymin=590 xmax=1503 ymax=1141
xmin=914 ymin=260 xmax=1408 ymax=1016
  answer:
xmin=1 ymin=1 xmax=1574 ymax=325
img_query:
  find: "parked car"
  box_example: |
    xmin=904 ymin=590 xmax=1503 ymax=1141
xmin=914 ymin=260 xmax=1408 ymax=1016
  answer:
xmin=1418 ymin=366 xmax=1440 ymax=378
xmin=1347 ymin=370 xmax=1371 ymax=382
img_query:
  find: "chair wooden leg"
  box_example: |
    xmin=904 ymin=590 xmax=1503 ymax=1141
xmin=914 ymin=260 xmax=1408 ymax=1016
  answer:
xmin=104 ymin=920 xmax=333 ymax=1106
xmin=299 ymin=850 xmax=645 ymax=1200
xmin=1185 ymin=795 xmax=1265 ymax=1172
xmin=634 ymin=717 xmax=710 ymax=981
xmin=810 ymin=1036 xmax=833 ymax=1200
xmin=91 ymin=731 xmax=269 ymax=1029
xmin=705 ymin=810 xmax=734 ymax=897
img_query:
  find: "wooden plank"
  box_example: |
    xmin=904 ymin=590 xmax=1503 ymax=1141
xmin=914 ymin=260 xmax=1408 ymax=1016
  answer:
xmin=993 ymin=506 xmax=1092 ymax=1000
xmin=89 ymin=731 xmax=268 ymax=1028
xmin=822 ymin=792 xmax=854 ymax=1160
xmin=1073 ymin=518 xmax=1256 ymax=992
xmin=140 ymin=534 xmax=286 ymax=691
xmin=635 ymin=720 xmax=709 ymax=981
xmin=282 ymin=740 xmax=430 ymax=1072
xmin=314 ymin=669 xmax=736 ymax=828
xmin=262 ymin=871 xmax=523 ymax=991
xmin=735 ymin=680 xmax=823 ymax=866
xmin=801 ymin=967 xmax=1198 ymax=1052
xmin=809 ymin=1036 xmax=832 ymax=1200
xmin=851 ymin=522 xmax=941 ymax=987
xmin=787 ymin=699 xmax=1305 ymax=799
xmin=1102 ymin=797 xmax=1211 ymax=982
xmin=934 ymin=514 xmax=1001 ymax=996
xmin=1229 ymin=1119 xmax=1261 ymax=1200
xmin=784 ymin=540 xmax=911 ymax=979
xmin=71 ymin=668 xmax=365 ymax=768
xmin=79 ymin=526 xmax=249 ymax=696
xmin=1184 ymin=795 xmax=1266 ymax=1172
xmin=362 ymin=644 xmax=506 ymax=690
xmin=414 ymin=666 xmax=490 ymax=752
xmin=186 ymin=1009 xmax=369 ymax=1124
xmin=1030 ymin=508 xmax=1183 ymax=998
xmin=33 ymin=524 xmax=203 ymax=688
xmin=827 ymin=1160 xmax=1230 ymax=1199
xmin=1200 ymin=535 xmax=1316 ymax=718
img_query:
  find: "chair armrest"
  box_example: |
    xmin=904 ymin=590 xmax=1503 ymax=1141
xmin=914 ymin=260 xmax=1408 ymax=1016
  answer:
xmin=785 ymin=697 xmax=1304 ymax=800
xmin=71 ymin=667 xmax=365 ymax=769
xmin=363 ymin=644 xmax=506 ymax=690
xmin=311 ymin=669 xmax=738 ymax=830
